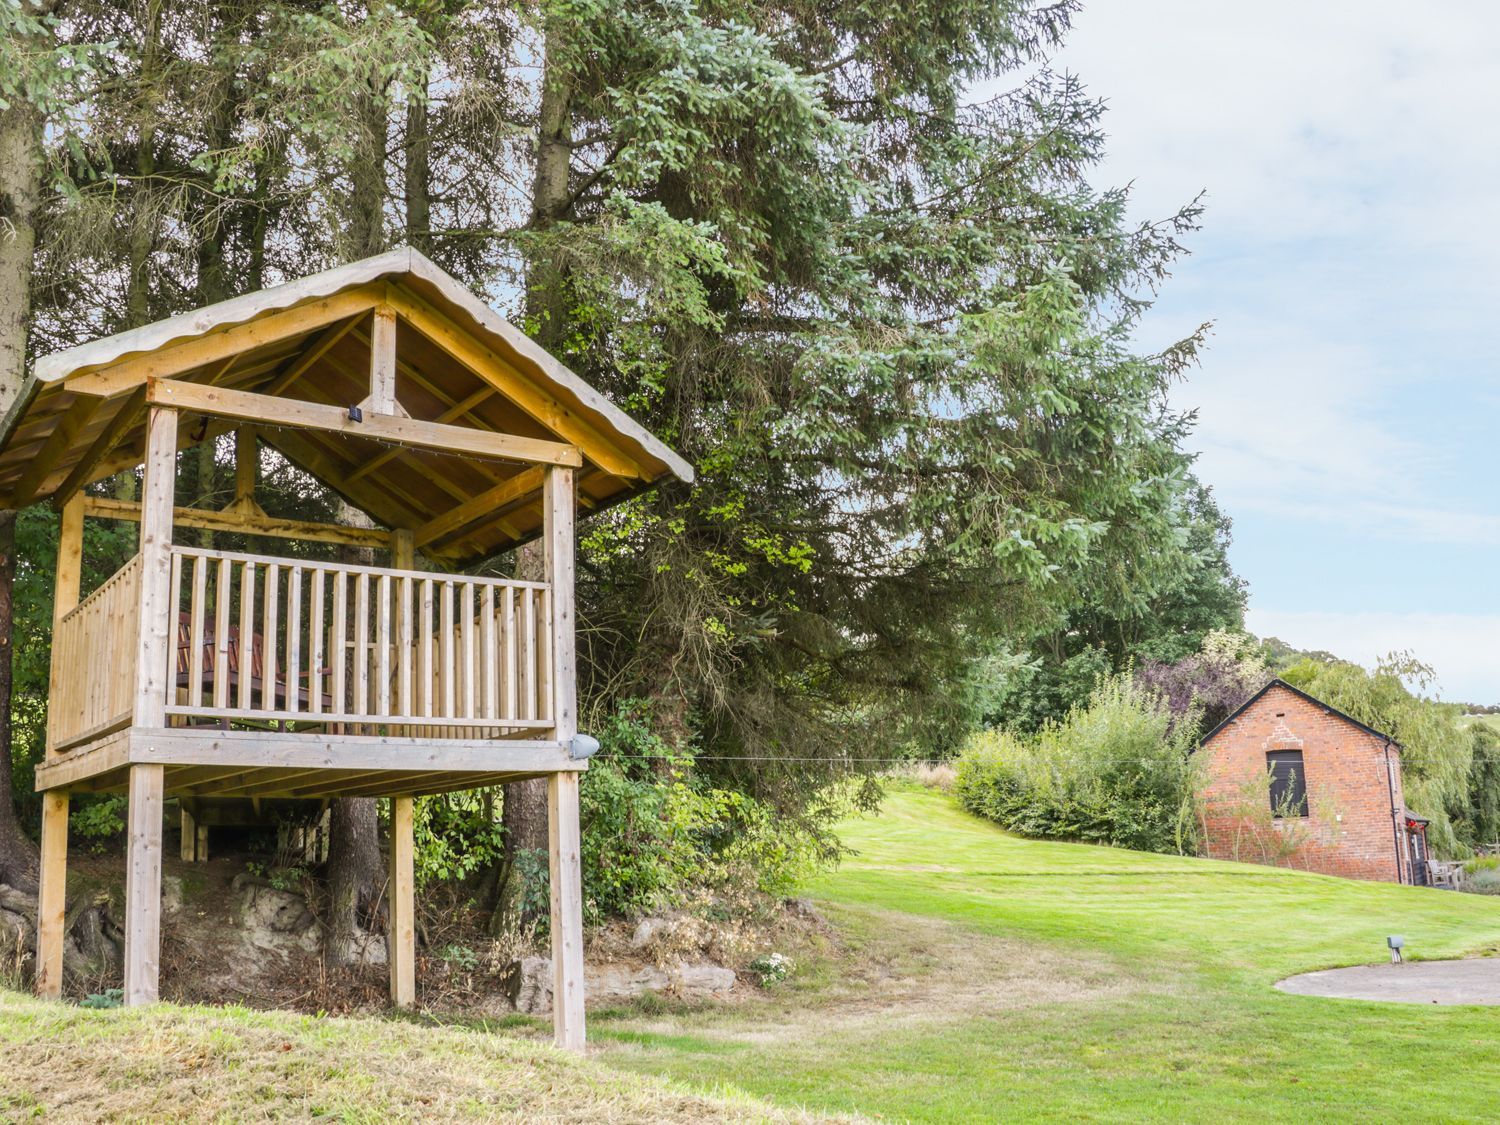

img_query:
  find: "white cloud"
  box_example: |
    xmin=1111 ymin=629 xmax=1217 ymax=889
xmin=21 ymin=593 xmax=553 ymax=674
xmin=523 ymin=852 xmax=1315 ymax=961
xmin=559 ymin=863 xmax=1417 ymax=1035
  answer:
xmin=1247 ymin=608 xmax=1500 ymax=702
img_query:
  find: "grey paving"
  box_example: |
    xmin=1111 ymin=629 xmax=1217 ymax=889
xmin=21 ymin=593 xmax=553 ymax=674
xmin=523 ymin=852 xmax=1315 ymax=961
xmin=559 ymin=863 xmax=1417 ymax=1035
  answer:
xmin=1276 ymin=959 xmax=1500 ymax=1005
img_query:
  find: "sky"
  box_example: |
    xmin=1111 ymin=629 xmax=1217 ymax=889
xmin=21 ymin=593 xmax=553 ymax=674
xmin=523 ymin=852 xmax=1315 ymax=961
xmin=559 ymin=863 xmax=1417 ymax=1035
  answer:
xmin=1013 ymin=2 xmax=1500 ymax=701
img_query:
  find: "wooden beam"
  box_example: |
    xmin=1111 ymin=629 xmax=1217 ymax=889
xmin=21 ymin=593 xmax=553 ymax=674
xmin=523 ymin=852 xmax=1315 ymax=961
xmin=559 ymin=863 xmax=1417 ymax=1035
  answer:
xmin=264 ymin=313 xmax=366 ymax=397
xmin=127 ymin=728 xmax=583 ymax=774
xmin=234 ymin=426 xmax=257 ymax=503
xmin=82 ymin=495 xmax=391 ymax=549
xmin=145 ymin=379 xmax=583 ymax=469
xmin=133 ymin=407 xmax=177 ymax=730
xmin=367 ymin=306 xmax=398 ymax=415
xmin=413 ymin=466 xmax=545 ymax=550
xmin=65 ymin=287 xmax=386 ymax=398
xmin=35 ymin=791 xmax=68 ymax=999
xmin=51 ymin=386 xmax=149 ymax=507
xmin=381 ymin=289 xmax=643 ymax=480
xmin=32 ymin=730 xmax=131 ymax=792
xmin=389 ymin=795 xmax=416 ymax=1008
xmin=548 ymin=770 xmax=586 ymax=1050
xmin=6 ymin=397 xmax=104 ymax=507
xmin=345 ymin=386 xmax=496 ymax=487
xmin=123 ymin=763 xmax=164 ymax=1006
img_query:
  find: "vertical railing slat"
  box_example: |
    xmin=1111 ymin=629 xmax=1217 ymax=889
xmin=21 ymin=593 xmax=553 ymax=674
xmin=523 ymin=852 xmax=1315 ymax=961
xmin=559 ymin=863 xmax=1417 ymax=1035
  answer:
xmin=503 ymin=586 xmax=517 ymax=724
xmin=482 ymin=585 xmax=497 ymax=722
xmin=420 ymin=578 xmax=434 ymax=719
xmin=398 ymin=575 xmax=414 ymax=721
xmin=286 ymin=566 xmax=302 ymax=717
xmin=188 ymin=555 xmax=206 ymax=708
xmin=440 ymin=580 xmax=455 ymax=719
xmin=309 ymin=568 xmax=325 ymax=718
xmin=461 ymin=581 xmax=476 ymax=719
xmin=261 ymin=563 xmax=279 ymax=711
xmin=354 ymin=572 xmax=370 ymax=724
xmin=521 ymin=587 xmax=536 ymax=721
xmin=331 ymin=570 xmax=347 ymax=726
xmin=377 ymin=573 xmax=392 ymax=720
xmin=214 ymin=558 xmax=231 ymax=711
xmin=237 ymin=560 xmax=255 ymax=711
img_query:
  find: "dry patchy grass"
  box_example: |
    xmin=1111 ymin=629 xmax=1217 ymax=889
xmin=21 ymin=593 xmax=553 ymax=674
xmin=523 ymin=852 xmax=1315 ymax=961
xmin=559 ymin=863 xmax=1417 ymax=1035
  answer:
xmin=0 ymin=992 xmax=848 ymax=1123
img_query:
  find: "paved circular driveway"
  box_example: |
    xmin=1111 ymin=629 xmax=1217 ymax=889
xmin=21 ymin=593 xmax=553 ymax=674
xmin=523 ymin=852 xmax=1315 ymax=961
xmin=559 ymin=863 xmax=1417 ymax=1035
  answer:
xmin=1276 ymin=960 xmax=1500 ymax=1005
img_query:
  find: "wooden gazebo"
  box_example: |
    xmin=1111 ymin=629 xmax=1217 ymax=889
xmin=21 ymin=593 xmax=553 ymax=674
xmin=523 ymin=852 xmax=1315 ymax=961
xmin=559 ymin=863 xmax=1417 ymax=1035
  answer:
xmin=0 ymin=247 xmax=693 ymax=1048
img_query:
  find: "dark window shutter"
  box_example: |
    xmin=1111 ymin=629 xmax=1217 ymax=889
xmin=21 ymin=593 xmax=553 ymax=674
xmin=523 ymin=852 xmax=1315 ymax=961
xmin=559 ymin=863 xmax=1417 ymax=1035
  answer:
xmin=1267 ymin=751 xmax=1308 ymax=817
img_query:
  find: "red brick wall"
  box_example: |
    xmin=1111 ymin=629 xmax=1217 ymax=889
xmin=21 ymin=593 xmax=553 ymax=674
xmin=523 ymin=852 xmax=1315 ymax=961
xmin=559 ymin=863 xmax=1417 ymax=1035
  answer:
xmin=1198 ymin=684 xmax=1407 ymax=883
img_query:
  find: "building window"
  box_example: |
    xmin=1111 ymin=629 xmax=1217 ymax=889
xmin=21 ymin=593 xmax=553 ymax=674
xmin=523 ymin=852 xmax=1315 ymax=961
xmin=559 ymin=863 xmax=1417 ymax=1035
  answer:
xmin=1267 ymin=750 xmax=1308 ymax=818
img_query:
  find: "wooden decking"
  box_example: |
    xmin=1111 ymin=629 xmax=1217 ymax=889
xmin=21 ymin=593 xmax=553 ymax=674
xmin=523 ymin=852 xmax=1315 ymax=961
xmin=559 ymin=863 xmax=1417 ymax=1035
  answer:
xmin=35 ymin=727 xmax=584 ymax=799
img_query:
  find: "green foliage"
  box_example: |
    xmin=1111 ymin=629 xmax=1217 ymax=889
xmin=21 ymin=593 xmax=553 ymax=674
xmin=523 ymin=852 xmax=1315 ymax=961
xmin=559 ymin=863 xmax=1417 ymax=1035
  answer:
xmin=411 ymin=791 xmax=507 ymax=887
xmin=981 ymin=478 xmax=1247 ymax=735
xmin=69 ymin=795 xmax=127 ymax=854
xmin=747 ymin=951 xmax=792 ymax=986
xmin=579 ymin=704 xmax=830 ymax=920
xmin=1465 ymin=722 xmax=1500 ymax=848
xmin=1464 ymin=870 xmax=1500 ymax=896
xmin=1280 ymin=654 xmax=1476 ymax=856
xmin=955 ymin=674 xmax=1202 ymax=854
xmin=78 ymin=988 xmax=123 ymax=1009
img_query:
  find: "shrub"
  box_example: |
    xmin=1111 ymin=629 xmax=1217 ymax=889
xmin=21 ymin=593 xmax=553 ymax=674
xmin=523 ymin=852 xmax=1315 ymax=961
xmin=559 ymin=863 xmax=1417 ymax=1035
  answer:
xmin=1464 ymin=869 xmax=1500 ymax=896
xmin=71 ymin=795 xmax=127 ymax=854
xmin=578 ymin=704 xmax=829 ymax=921
xmin=955 ymin=673 xmax=1202 ymax=854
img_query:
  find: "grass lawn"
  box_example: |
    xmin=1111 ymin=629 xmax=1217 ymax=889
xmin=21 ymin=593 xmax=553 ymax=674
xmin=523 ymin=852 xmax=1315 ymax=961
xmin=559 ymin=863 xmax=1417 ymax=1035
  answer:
xmin=0 ymin=992 xmax=837 ymax=1122
xmin=594 ymin=784 xmax=1500 ymax=1122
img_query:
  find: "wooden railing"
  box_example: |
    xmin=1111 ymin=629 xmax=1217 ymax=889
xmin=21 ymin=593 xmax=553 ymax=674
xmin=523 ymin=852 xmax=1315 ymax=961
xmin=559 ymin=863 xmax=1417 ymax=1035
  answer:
xmin=49 ymin=554 xmax=142 ymax=752
xmin=164 ymin=546 xmax=553 ymax=736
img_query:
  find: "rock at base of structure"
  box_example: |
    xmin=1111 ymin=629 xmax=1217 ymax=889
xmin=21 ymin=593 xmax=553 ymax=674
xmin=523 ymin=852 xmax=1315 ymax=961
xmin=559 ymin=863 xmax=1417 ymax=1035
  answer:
xmin=507 ymin=953 xmax=737 ymax=1015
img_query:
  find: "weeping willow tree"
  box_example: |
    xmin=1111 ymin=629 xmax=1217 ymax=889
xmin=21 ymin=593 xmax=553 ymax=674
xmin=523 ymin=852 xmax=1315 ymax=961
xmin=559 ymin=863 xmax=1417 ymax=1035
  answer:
xmin=1280 ymin=654 xmax=1483 ymax=856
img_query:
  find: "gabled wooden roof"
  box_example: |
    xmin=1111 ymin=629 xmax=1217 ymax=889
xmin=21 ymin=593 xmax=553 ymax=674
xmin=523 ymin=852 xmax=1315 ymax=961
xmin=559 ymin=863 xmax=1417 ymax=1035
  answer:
xmin=0 ymin=248 xmax=692 ymax=564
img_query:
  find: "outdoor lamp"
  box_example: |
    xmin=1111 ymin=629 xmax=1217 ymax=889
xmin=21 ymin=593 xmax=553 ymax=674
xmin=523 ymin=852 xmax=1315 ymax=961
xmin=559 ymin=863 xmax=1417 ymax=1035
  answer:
xmin=569 ymin=733 xmax=601 ymax=760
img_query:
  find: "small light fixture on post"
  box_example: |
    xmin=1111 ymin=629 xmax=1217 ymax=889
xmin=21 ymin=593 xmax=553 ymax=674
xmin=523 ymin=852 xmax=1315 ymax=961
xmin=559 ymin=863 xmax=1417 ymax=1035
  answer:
xmin=1387 ymin=935 xmax=1405 ymax=965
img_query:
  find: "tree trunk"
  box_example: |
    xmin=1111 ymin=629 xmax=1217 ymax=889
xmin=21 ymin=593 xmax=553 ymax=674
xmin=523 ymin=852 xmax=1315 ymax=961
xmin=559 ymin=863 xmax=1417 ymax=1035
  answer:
xmin=344 ymin=75 xmax=387 ymax=261
xmin=323 ymin=500 xmax=385 ymax=964
xmin=0 ymin=38 xmax=44 ymax=892
xmin=403 ymin=79 xmax=430 ymax=253
xmin=125 ymin=0 xmax=165 ymax=330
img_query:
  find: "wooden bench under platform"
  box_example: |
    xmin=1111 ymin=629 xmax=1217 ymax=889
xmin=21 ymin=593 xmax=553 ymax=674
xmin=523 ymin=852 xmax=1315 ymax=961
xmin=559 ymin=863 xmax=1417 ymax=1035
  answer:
xmin=0 ymin=248 xmax=693 ymax=1050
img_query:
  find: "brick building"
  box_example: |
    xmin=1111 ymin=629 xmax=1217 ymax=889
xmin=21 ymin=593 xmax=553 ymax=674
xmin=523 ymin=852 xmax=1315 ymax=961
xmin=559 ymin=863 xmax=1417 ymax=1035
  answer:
xmin=1197 ymin=680 xmax=1429 ymax=884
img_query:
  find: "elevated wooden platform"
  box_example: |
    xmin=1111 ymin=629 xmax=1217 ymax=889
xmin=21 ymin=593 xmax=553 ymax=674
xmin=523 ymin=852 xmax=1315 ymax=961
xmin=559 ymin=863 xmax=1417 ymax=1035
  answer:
xmin=3 ymin=250 xmax=698 ymax=1051
xmin=35 ymin=729 xmax=585 ymax=799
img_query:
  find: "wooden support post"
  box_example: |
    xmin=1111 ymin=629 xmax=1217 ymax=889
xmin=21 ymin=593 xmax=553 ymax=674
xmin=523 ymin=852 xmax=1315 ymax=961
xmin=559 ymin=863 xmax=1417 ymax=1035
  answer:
xmin=123 ymin=763 xmax=164 ymax=1006
xmin=234 ymin=426 xmax=257 ymax=504
xmin=542 ymin=464 xmax=584 ymax=1049
xmin=542 ymin=466 xmax=576 ymax=742
xmin=390 ymin=527 xmax=414 ymax=570
xmin=369 ymin=306 xmax=398 ymax=415
xmin=35 ymin=790 xmax=69 ymax=999
xmin=388 ymin=795 xmax=416 ymax=1008
xmin=46 ymin=492 xmax=85 ymax=757
xmin=179 ymin=806 xmax=208 ymax=862
xmin=134 ymin=404 xmax=178 ymax=730
xmin=548 ymin=771 xmax=585 ymax=1050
